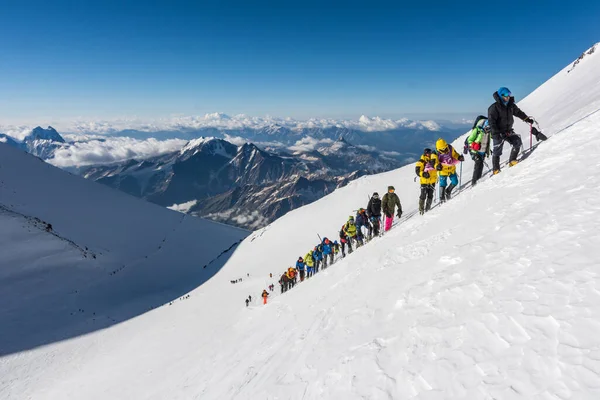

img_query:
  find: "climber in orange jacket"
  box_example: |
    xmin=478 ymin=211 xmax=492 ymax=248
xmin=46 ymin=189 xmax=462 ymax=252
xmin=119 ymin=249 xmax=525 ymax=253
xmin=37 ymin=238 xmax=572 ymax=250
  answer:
xmin=262 ymin=289 xmax=269 ymax=305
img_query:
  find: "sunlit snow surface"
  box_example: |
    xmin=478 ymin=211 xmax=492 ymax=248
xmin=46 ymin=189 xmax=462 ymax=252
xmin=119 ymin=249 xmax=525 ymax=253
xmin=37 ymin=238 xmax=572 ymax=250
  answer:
xmin=1 ymin=44 xmax=600 ymax=399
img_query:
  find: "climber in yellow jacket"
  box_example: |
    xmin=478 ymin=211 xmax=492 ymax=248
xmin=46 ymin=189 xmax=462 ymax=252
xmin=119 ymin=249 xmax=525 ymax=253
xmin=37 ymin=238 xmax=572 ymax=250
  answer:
xmin=304 ymin=250 xmax=315 ymax=278
xmin=414 ymin=148 xmax=439 ymax=214
xmin=434 ymin=138 xmax=464 ymax=202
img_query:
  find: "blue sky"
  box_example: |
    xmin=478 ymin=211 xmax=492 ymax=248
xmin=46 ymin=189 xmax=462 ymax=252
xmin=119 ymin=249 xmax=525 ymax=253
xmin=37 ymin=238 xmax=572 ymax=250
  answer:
xmin=1 ymin=0 xmax=599 ymax=123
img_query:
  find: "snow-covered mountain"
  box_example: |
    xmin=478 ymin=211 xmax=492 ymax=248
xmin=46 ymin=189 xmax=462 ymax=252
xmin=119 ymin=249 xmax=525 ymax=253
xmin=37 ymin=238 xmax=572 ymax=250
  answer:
xmin=81 ymin=136 xmax=403 ymax=229
xmin=0 ymin=140 xmax=248 ymax=358
xmin=0 ymin=126 xmax=67 ymax=159
xmin=2 ymin=43 xmax=600 ymax=400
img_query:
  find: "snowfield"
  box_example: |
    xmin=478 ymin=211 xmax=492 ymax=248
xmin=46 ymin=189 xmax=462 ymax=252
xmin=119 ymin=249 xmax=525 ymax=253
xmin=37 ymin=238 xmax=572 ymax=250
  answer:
xmin=0 ymin=143 xmax=248 ymax=359
xmin=1 ymin=43 xmax=600 ymax=399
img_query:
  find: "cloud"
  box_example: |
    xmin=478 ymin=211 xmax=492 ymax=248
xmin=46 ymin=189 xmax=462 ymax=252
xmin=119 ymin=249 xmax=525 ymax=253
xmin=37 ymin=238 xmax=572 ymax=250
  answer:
xmin=355 ymin=144 xmax=401 ymax=157
xmin=3 ymin=113 xmax=448 ymax=137
xmin=204 ymin=209 xmax=268 ymax=230
xmin=222 ymin=134 xmax=250 ymax=147
xmin=168 ymin=200 xmax=198 ymax=214
xmin=47 ymin=137 xmax=188 ymax=168
xmin=0 ymin=125 xmax=33 ymax=141
xmin=288 ymin=137 xmax=334 ymax=153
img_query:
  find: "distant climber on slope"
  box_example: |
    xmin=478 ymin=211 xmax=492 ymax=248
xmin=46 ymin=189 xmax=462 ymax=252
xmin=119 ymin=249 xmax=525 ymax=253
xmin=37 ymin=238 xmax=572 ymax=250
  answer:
xmin=313 ymin=244 xmax=323 ymax=273
xmin=262 ymin=289 xmax=269 ymax=305
xmin=296 ymin=256 xmax=306 ymax=282
xmin=341 ymin=215 xmax=358 ymax=253
xmin=466 ymin=116 xmax=491 ymax=186
xmin=366 ymin=192 xmax=382 ymax=237
xmin=305 ymin=250 xmax=315 ymax=278
xmin=321 ymin=238 xmax=334 ymax=268
xmin=414 ymin=148 xmax=438 ymax=215
xmin=332 ymin=240 xmax=341 ymax=260
xmin=355 ymin=208 xmax=370 ymax=245
xmin=435 ymin=138 xmax=464 ymax=202
xmin=381 ymin=186 xmax=402 ymax=231
xmin=488 ymin=87 xmax=536 ymax=174
xmin=287 ymin=267 xmax=297 ymax=287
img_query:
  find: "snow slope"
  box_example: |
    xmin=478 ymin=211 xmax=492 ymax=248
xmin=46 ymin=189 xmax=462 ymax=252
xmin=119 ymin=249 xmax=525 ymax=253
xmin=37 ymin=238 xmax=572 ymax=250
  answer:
xmin=0 ymin=144 xmax=248 ymax=357
xmin=2 ymin=43 xmax=600 ymax=399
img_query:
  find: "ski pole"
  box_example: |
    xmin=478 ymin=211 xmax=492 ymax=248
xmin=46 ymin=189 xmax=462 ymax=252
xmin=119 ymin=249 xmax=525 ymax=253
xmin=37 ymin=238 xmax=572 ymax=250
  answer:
xmin=459 ymin=162 xmax=463 ymax=192
xmin=317 ymin=234 xmax=322 ymax=242
xmin=529 ymin=123 xmax=533 ymax=150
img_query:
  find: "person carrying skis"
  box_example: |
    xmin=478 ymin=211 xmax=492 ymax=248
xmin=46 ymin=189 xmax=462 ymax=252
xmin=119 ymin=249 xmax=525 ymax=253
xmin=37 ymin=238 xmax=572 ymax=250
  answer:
xmin=466 ymin=116 xmax=492 ymax=186
xmin=488 ymin=87 xmax=535 ymax=174
xmin=262 ymin=289 xmax=269 ymax=305
xmin=435 ymin=138 xmax=464 ymax=202
xmin=296 ymin=256 xmax=306 ymax=282
xmin=355 ymin=208 xmax=370 ymax=245
xmin=321 ymin=238 xmax=333 ymax=268
xmin=414 ymin=148 xmax=439 ymax=214
xmin=366 ymin=192 xmax=382 ymax=237
xmin=381 ymin=186 xmax=402 ymax=231
xmin=304 ymin=250 xmax=315 ymax=278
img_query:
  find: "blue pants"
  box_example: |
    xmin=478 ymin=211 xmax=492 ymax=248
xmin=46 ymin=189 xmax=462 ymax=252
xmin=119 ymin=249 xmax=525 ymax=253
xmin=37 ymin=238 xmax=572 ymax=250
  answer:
xmin=439 ymin=173 xmax=458 ymax=187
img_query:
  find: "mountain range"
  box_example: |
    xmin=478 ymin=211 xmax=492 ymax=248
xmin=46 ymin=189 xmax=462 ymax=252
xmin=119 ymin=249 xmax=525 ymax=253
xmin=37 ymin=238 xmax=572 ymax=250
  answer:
xmin=81 ymin=136 xmax=403 ymax=229
xmin=1 ymin=118 xmax=463 ymax=229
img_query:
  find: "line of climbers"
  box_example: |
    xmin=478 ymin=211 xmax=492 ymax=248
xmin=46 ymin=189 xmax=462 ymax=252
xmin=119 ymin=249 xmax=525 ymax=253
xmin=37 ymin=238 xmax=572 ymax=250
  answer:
xmin=258 ymin=87 xmax=547 ymax=305
xmin=275 ymin=186 xmax=403 ymax=295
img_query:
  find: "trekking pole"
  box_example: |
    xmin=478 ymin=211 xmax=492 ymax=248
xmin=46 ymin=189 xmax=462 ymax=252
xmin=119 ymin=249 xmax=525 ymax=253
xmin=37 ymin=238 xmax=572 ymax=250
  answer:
xmin=529 ymin=123 xmax=533 ymax=150
xmin=317 ymin=233 xmax=322 ymax=242
xmin=459 ymin=162 xmax=463 ymax=193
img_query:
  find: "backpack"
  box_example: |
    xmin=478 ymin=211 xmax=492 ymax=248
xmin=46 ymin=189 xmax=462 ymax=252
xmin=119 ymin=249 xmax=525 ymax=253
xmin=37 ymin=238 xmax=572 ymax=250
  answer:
xmin=464 ymin=115 xmax=488 ymax=154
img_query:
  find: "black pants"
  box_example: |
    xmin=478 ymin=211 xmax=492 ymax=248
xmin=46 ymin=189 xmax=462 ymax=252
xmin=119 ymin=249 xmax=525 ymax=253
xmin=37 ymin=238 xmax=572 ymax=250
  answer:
xmin=471 ymin=153 xmax=484 ymax=186
xmin=492 ymin=133 xmax=522 ymax=170
xmin=322 ymin=253 xmax=333 ymax=268
xmin=299 ymin=270 xmax=305 ymax=281
xmin=419 ymin=184 xmax=434 ymax=211
xmin=340 ymin=238 xmax=353 ymax=256
xmin=314 ymin=259 xmax=320 ymax=273
xmin=371 ymin=217 xmax=380 ymax=236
